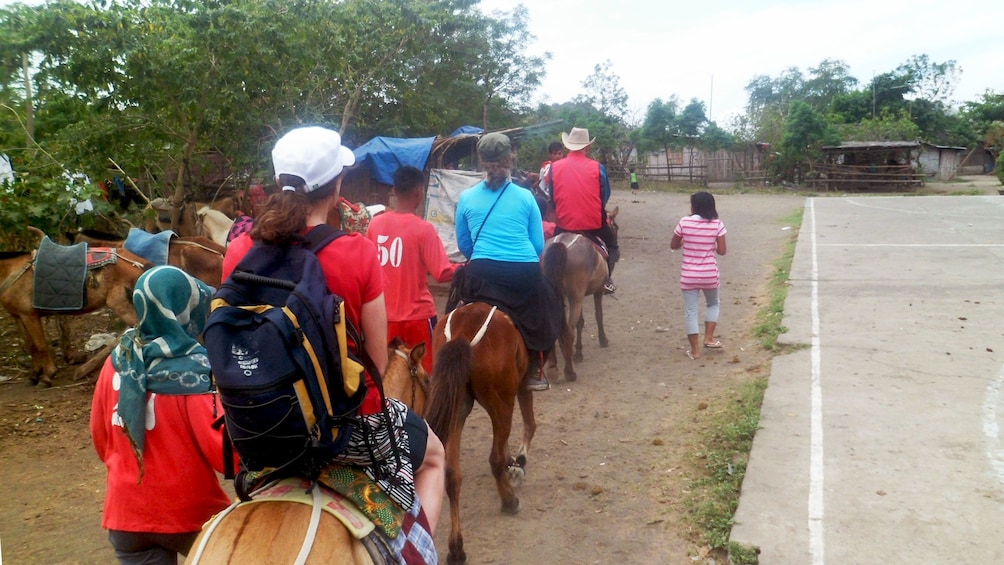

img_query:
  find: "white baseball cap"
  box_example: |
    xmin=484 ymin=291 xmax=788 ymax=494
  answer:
xmin=271 ymin=126 xmax=356 ymax=192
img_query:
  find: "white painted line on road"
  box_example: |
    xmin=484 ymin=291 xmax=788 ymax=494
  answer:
xmin=819 ymin=244 xmax=1004 ymax=247
xmin=982 ymin=366 xmax=1004 ymax=487
xmin=809 ymin=198 xmax=826 ymax=564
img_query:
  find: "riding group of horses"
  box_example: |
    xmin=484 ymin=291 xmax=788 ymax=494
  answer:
xmin=0 ymin=191 xmax=619 ymax=565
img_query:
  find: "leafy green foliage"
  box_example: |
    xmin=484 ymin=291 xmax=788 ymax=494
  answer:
xmin=769 ymin=101 xmax=838 ymax=182
xmin=0 ymin=0 xmax=547 ymax=240
xmin=836 ymin=110 xmax=921 ymax=142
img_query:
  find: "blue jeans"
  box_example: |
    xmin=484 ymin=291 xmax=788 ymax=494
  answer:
xmin=683 ymin=288 xmax=720 ymax=335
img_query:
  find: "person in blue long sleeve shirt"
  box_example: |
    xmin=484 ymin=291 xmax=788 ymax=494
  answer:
xmin=454 ymin=133 xmax=561 ymax=391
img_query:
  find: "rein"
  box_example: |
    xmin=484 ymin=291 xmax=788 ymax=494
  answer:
xmin=445 ymin=305 xmax=498 ymax=346
xmin=172 ymin=239 xmax=224 ymax=257
xmin=114 ymin=249 xmax=149 ymax=270
xmin=0 ymin=253 xmax=34 ymax=297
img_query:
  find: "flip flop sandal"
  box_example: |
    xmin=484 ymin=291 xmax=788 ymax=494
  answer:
xmin=704 ymin=341 xmax=723 ymax=348
xmin=686 ymin=349 xmax=696 ymax=360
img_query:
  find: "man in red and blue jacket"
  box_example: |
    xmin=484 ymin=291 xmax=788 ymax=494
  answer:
xmin=549 ymin=127 xmax=620 ymax=293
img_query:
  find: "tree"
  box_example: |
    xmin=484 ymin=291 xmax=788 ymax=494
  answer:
xmin=639 ymin=97 xmax=679 ymax=181
xmin=466 ymin=6 xmax=549 ymax=130
xmin=961 ymin=91 xmax=1004 ymax=147
xmin=571 ymin=61 xmax=632 ymax=167
xmin=896 ymin=54 xmax=960 ymax=104
xmin=0 ymin=0 xmax=547 ymax=240
xmin=771 ymin=100 xmax=838 ymax=183
xmin=803 ymin=58 xmax=858 ymax=113
xmin=836 ymin=111 xmax=921 ymax=142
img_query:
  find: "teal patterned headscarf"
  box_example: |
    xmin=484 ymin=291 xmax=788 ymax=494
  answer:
xmin=111 ymin=265 xmax=215 ymax=472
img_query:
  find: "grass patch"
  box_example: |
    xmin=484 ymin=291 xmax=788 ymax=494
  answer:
xmin=685 ymin=205 xmax=804 ymax=562
xmin=686 ymin=378 xmax=768 ymax=555
xmin=752 ymin=208 xmax=803 ymax=350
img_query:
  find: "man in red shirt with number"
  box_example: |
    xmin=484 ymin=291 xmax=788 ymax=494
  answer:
xmin=367 ymin=166 xmax=457 ymax=372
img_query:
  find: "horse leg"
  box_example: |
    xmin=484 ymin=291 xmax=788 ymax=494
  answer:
xmin=594 ymin=292 xmax=608 ymax=348
xmin=574 ymin=312 xmax=586 ymax=363
xmin=508 ymin=389 xmax=537 ymax=488
xmin=563 ymin=297 xmax=582 ymax=381
xmin=56 ymin=317 xmax=88 ymax=364
xmin=20 ymin=315 xmax=57 ymax=386
xmin=484 ymin=396 xmax=520 ymax=516
xmin=444 ymin=426 xmax=467 ymax=565
xmin=545 ymin=345 xmax=558 ymax=380
xmin=445 ymin=396 xmax=475 ymax=565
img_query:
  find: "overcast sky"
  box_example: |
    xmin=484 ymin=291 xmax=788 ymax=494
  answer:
xmin=477 ymin=0 xmax=1003 ymax=127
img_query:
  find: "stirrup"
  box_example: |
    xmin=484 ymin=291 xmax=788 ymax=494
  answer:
xmin=603 ymin=282 xmax=616 ymax=294
xmin=523 ymin=375 xmax=550 ymax=391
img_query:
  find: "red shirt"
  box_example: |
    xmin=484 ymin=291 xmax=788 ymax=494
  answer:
xmin=550 ymin=151 xmax=604 ymax=231
xmin=366 ymin=211 xmax=457 ymax=322
xmin=90 ymin=359 xmax=232 ymax=533
xmin=222 ymin=229 xmax=385 ymax=414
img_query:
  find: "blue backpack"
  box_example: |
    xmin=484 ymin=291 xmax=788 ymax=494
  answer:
xmin=204 ymin=225 xmax=368 ymax=495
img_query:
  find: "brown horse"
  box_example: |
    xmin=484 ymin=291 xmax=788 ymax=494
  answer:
xmin=541 ymin=206 xmax=619 ymax=382
xmin=149 ymin=197 xmax=235 ymax=246
xmin=0 ymin=245 xmax=150 ymax=386
xmin=73 ymin=230 xmax=226 ymax=287
xmin=185 ymin=341 xmax=429 ymax=565
xmin=425 ymin=302 xmax=538 ymax=565
xmin=384 ymin=337 xmax=429 ymax=416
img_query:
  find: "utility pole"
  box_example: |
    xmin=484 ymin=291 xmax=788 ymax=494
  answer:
xmin=871 ymin=71 xmax=876 ymax=119
xmin=709 ymin=74 xmax=714 ymax=121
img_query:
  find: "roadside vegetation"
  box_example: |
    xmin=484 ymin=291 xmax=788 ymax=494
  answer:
xmin=685 ymin=207 xmax=803 ymax=563
xmin=2 ymin=1 xmax=1001 ymax=249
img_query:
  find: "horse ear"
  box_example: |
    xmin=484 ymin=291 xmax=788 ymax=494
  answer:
xmin=389 ymin=336 xmax=404 ymax=349
xmin=411 ymin=342 xmax=426 ymax=363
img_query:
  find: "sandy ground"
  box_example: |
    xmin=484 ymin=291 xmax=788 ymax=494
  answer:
xmin=0 ymin=175 xmax=997 ymax=564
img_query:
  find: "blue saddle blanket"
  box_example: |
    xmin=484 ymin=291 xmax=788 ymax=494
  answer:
xmin=124 ymin=228 xmax=175 ymax=266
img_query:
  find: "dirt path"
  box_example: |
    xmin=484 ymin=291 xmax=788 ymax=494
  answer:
xmin=8 ymin=179 xmax=993 ymax=563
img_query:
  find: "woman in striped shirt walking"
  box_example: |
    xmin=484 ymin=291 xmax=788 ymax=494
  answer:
xmin=670 ymin=191 xmax=728 ymax=360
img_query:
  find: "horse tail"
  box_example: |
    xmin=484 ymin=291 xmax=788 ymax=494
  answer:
xmin=425 ymin=338 xmax=473 ymax=445
xmin=541 ymin=241 xmax=567 ymax=303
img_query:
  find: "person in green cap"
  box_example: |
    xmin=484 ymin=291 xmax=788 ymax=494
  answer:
xmin=453 ymin=132 xmax=562 ymax=391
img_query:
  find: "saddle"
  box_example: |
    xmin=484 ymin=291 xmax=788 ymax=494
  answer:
xmin=32 ymin=237 xmax=119 ymax=311
xmin=198 ymin=470 xmax=435 ymax=565
xmin=568 ymin=232 xmax=609 ymax=259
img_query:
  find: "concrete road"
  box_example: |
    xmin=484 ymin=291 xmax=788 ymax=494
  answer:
xmin=731 ymin=195 xmax=1004 ymax=564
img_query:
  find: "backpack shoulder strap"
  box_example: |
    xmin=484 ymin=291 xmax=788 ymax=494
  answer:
xmin=303 ymin=224 xmax=346 ymax=254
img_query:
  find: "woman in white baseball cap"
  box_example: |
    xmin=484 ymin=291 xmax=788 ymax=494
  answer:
xmin=221 ymin=126 xmax=446 ymax=537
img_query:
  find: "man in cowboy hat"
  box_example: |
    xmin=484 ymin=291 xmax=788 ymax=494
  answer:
xmin=548 ymin=127 xmax=620 ymax=293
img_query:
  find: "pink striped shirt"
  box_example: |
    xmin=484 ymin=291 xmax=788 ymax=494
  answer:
xmin=674 ymin=215 xmax=727 ymax=290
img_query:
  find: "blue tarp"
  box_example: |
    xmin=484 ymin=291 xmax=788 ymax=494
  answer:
xmin=450 ymin=125 xmax=484 ymax=137
xmin=352 ymin=136 xmax=436 ymax=185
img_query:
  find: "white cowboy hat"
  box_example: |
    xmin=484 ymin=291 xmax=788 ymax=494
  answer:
xmin=561 ymin=127 xmax=595 ymax=151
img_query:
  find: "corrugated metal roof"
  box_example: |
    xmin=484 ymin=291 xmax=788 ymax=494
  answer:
xmin=822 ymin=141 xmax=921 ymax=150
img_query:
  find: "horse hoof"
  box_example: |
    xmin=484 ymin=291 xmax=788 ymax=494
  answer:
xmin=507 ymin=464 xmax=525 ymax=488
xmin=447 ymin=550 xmax=467 ymax=565
xmin=515 ymin=453 xmax=527 ymax=468
xmin=501 ymin=497 xmax=521 ymax=515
